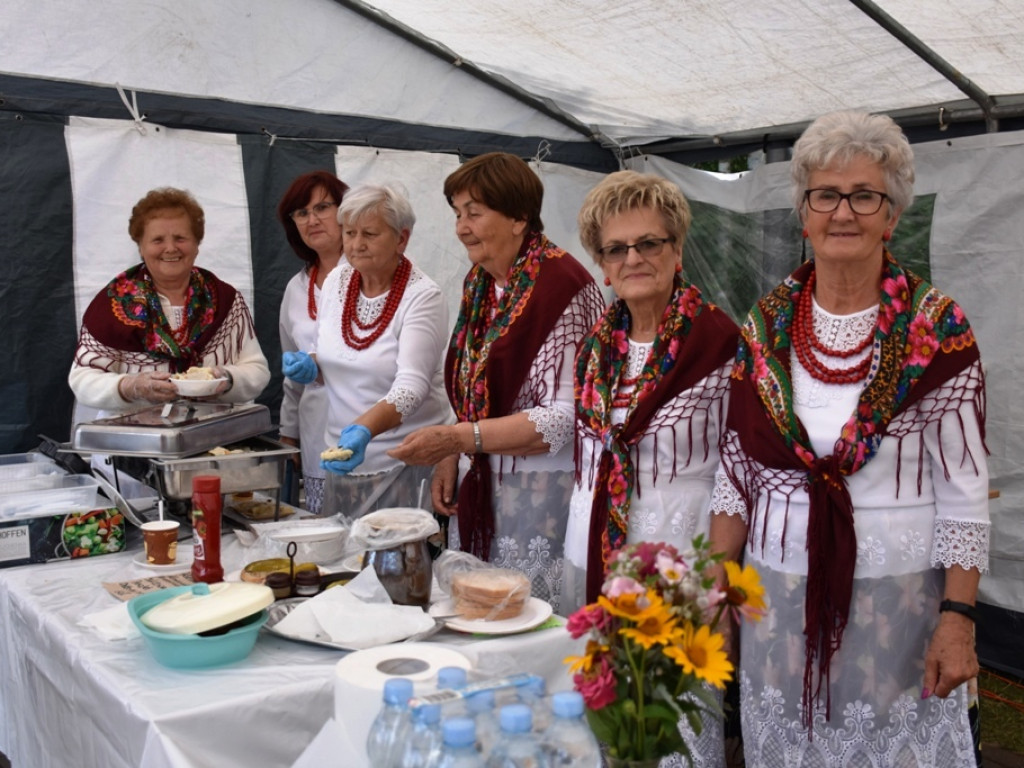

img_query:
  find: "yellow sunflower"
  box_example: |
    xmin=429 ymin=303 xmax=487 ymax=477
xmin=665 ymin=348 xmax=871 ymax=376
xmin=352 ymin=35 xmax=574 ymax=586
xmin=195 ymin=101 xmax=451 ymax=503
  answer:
xmin=664 ymin=623 xmax=733 ymax=689
xmin=620 ymin=599 xmax=680 ymax=649
xmin=724 ymin=561 xmax=767 ymax=621
xmin=565 ymin=638 xmax=610 ymax=675
xmin=597 ymin=590 xmax=649 ymax=621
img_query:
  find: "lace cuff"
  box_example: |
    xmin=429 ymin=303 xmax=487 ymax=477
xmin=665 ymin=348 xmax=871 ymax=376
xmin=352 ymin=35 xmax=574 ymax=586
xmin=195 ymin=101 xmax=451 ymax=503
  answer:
xmin=527 ymin=406 xmax=573 ymax=454
xmin=711 ymin=472 xmax=748 ymax=522
xmin=931 ymin=518 xmax=990 ymax=572
xmin=385 ymin=385 xmax=421 ymax=417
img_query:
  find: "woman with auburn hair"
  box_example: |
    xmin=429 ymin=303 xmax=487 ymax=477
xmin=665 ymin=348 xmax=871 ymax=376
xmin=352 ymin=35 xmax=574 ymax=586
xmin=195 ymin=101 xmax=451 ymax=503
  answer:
xmin=70 ymin=187 xmax=269 ymax=412
xmin=277 ymin=171 xmax=349 ymax=513
xmin=390 ymin=152 xmax=604 ymax=612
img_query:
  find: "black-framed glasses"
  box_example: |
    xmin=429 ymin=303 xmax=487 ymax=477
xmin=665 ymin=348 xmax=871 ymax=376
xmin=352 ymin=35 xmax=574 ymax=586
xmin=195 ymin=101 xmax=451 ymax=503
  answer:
xmin=804 ymin=188 xmax=889 ymax=215
xmin=289 ymin=201 xmax=338 ymax=223
xmin=597 ymin=237 xmax=675 ymax=262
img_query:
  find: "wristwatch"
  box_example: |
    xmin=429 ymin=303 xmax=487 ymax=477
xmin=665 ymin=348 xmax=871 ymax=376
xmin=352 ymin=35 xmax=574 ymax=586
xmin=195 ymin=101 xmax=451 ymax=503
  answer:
xmin=939 ymin=599 xmax=978 ymax=622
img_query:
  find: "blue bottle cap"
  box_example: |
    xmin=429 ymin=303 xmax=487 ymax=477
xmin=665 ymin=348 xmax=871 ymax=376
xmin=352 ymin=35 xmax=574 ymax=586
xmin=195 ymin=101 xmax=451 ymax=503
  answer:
xmin=383 ymin=677 xmax=414 ymax=705
xmin=551 ymin=691 xmax=585 ymax=718
xmin=499 ymin=703 xmax=533 ymax=733
xmin=437 ymin=666 xmax=468 ymax=690
xmin=413 ymin=703 xmax=442 ymax=725
xmin=465 ymin=689 xmax=496 ymax=713
xmin=442 ymin=717 xmax=476 ymax=747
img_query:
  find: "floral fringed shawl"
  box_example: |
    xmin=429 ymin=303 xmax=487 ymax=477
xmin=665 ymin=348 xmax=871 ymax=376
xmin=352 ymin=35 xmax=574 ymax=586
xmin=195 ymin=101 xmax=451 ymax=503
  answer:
xmin=77 ymin=264 xmax=240 ymax=373
xmin=726 ymin=251 xmax=984 ymax=726
xmin=575 ymin=277 xmax=739 ymax=602
xmin=445 ymin=231 xmax=602 ymax=560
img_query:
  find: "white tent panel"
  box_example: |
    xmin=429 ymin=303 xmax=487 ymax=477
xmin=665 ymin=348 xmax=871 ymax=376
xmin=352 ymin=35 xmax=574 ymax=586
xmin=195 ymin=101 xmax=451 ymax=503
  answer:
xmin=363 ymin=0 xmax=1024 ymax=144
xmin=67 ymin=117 xmax=254 ymax=325
xmin=0 ymin=0 xmax=582 ymax=142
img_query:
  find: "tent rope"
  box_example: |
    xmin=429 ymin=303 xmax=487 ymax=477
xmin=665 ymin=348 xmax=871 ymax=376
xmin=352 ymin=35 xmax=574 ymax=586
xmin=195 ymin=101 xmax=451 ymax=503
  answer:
xmin=115 ymin=84 xmax=147 ymax=135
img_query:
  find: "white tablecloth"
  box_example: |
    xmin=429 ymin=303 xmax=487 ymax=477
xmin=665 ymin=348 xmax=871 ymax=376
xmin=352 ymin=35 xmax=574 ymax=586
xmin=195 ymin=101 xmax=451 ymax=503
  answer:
xmin=0 ymin=534 xmax=583 ymax=768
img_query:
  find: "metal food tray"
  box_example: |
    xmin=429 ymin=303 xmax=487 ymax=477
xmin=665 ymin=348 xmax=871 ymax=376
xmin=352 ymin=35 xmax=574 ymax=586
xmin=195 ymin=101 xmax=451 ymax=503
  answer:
xmin=146 ymin=436 xmax=298 ymax=500
xmin=70 ymin=403 xmax=272 ymax=458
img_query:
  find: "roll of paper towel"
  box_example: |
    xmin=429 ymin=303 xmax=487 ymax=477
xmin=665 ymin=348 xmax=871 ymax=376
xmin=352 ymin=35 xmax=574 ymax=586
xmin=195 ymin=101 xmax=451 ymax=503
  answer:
xmin=335 ymin=642 xmax=472 ymax=756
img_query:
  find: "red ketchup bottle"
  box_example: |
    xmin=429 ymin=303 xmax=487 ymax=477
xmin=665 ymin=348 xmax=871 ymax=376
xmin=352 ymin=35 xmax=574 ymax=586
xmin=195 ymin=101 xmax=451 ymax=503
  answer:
xmin=191 ymin=475 xmax=224 ymax=583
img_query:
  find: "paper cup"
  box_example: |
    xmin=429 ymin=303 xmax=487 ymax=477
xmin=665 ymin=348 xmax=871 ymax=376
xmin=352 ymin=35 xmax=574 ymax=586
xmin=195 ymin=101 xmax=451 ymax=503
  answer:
xmin=142 ymin=520 xmax=181 ymax=565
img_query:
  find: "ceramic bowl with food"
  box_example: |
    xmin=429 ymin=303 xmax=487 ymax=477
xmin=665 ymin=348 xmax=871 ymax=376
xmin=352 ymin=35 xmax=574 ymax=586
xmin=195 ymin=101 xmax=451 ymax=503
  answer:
xmin=170 ymin=377 xmax=228 ymax=398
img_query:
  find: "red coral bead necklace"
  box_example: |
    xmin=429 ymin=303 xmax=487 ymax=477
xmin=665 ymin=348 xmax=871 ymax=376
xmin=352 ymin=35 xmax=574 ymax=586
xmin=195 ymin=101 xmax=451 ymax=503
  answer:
xmin=306 ymin=264 xmax=320 ymax=320
xmin=792 ymin=270 xmax=874 ymax=384
xmin=341 ymin=256 xmax=412 ymax=350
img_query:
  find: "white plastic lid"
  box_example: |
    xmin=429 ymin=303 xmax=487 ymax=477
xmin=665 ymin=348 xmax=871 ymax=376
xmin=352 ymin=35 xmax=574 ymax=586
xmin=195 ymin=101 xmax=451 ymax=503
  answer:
xmin=140 ymin=582 xmax=274 ymax=635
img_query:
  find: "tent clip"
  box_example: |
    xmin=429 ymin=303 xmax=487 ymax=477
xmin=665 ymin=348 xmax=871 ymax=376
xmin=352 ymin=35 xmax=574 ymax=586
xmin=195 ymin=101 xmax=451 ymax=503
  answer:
xmin=261 ymin=127 xmax=278 ymax=146
xmin=115 ymin=84 xmax=147 ymax=135
xmin=938 ymin=107 xmax=950 ymax=132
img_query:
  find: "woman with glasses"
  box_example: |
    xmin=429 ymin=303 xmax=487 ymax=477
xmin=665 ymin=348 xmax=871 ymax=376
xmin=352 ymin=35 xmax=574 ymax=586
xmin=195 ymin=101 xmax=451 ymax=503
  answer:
xmin=711 ymin=111 xmax=989 ymax=766
xmin=389 ymin=152 xmax=604 ymax=612
xmin=276 ymin=171 xmax=349 ymax=513
xmin=563 ymin=170 xmax=739 ymax=612
xmin=282 ymin=183 xmax=451 ymax=519
xmin=70 ymin=187 xmax=269 ymax=413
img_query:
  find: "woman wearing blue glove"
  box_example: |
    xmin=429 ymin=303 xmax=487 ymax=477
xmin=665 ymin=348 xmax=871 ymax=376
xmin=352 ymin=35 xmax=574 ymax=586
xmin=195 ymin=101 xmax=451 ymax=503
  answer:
xmin=277 ymin=171 xmax=349 ymax=514
xmin=281 ymin=183 xmax=451 ymax=519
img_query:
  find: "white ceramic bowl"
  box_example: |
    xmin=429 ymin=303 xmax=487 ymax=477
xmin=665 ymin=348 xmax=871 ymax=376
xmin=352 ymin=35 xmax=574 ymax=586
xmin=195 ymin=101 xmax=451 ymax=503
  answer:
xmin=171 ymin=377 xmax=227 ymax=397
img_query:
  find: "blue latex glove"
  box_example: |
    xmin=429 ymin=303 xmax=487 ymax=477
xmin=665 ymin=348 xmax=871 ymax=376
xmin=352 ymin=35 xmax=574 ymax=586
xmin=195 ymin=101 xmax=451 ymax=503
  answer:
xmin=321 ymin=424 xmax=372 ymax=475
xmin=282 ymin=351 xmax=318 ymax=385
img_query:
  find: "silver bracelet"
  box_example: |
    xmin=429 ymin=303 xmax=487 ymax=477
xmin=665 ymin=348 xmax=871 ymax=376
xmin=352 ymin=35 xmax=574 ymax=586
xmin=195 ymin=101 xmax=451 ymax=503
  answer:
xmin=472 ymin=421 xmax=483 ymax=454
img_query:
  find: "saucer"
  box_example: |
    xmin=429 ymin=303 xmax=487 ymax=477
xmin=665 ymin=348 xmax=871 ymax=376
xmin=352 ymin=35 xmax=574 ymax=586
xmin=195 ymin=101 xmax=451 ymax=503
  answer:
xmin=133 ymin=550 xmax=193 ymax=573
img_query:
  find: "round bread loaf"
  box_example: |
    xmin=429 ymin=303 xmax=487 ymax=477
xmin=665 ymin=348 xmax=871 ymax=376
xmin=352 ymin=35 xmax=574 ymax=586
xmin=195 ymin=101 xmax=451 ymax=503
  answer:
xmin=451 ymin=568 xmax=530 ymax=620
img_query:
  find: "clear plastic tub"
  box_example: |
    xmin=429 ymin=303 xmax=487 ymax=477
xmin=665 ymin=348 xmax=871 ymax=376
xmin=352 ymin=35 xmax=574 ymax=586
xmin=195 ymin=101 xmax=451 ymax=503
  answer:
xmin=0 ymin=474 xmax=100 ymax=520
xmin=0 ymin=453 xmax=67 ymax=492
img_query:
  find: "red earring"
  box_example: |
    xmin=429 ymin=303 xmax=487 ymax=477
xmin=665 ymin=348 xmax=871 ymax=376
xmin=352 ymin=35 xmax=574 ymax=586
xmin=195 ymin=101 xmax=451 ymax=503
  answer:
xmin=802 ymin=227 xmax=809 ymax=238
xmin=883 ymin=230 xmax=892 ymax=241
xmin=675 ymin=263 xmax=682 ymax=273
xmin=603 ymin=276 xmax=611 ymax=286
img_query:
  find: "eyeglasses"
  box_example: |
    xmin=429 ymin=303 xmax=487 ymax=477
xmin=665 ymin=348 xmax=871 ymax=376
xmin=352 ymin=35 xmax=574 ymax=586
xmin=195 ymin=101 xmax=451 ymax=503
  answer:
xmin=289 ymin=201 xmax=338 ymax=223
xmin=804 ymin=188 xmax=889 ymax=215
xmin=597 ymin=237 xmax=675 ymax=262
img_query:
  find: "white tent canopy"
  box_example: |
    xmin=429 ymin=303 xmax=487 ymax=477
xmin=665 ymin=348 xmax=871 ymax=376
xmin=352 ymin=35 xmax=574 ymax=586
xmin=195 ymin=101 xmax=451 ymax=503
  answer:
xmin=1 ymin=0 xmax=1021 ymax=676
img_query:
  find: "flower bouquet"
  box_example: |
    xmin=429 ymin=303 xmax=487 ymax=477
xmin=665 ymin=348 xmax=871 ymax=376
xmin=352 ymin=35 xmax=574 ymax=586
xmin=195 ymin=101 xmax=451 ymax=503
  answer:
xmin=565 ymin=536 xmax=765 ymax=764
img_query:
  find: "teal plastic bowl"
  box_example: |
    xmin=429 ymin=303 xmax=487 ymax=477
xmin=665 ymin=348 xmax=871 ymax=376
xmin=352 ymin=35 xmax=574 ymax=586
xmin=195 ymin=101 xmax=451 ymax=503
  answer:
xmin=128 ymin=585 xmax=268 ymax=669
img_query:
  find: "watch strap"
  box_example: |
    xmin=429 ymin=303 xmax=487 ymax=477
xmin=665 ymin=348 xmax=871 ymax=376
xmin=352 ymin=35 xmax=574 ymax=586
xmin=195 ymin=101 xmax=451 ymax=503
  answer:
xmin=939 ymin=599 xmax=978 ymax=622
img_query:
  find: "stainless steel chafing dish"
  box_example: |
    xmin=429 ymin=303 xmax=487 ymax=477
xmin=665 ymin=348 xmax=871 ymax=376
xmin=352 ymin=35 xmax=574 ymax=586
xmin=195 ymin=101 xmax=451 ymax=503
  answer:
xmin=69 ymin=402 xmax=299 ymax=506
xmin=71 ymin=402 xmax=273 ymax=458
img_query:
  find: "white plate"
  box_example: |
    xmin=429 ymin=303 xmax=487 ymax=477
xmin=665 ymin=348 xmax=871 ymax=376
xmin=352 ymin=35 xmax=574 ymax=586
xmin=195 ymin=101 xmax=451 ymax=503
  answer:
xmin=170 ymin=377 xmax=227 ymax=397
xmin=429 ymin=597 xmax=554 ymax=636
xmin=133 ymin=549 xmax=193 ymax=573
xmin=340 ymin=552 xmax=366 ymax=572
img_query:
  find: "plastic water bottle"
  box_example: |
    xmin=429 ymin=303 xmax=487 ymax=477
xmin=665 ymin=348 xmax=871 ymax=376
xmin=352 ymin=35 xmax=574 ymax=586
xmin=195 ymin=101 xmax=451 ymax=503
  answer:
xmin=438 ymin=717 xmax=485 ymax=768
xmin=437 ymin=666 xmax=469 ymax=718
xmin=485 ymin=704 xmax=546 ymax=767
xmin=464 ymin=690 xmax=501 ymax=756
xmin=516 ymin=675 xmax=550 ymax=732
xmin=400 ymin=703 xmax=444 ymax=768
xmin=367 ymin=677 xmax=414 ymax=768
xmin=540 ymin=691 xmax=601 ymax=767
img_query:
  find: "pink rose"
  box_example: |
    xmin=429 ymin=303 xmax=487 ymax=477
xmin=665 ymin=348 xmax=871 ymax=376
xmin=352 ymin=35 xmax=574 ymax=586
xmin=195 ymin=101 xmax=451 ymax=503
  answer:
xmin=574 ymin=654 xmax=617 ymax=710
xmin=566 ymin=604 xmax=612 ymax=639
xmin=602 ymin=576 xmax=645 ymax=600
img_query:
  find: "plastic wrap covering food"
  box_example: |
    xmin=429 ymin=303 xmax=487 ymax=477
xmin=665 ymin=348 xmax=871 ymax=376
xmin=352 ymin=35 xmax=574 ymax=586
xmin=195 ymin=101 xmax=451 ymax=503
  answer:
xmin=433 ymin=550 xmax=530 ymax=621
xmin=347 ymin=507 xmax=439 ymax=551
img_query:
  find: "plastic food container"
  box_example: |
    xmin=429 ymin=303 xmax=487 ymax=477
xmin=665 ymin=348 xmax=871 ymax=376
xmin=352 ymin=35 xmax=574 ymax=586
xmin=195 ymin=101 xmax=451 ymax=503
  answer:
xmin=0 ymin=453 xmax=67 ymax=491
xmin=0 ymin=474 xmax=100 ymax=520
xmin=128 ymin=583 xmax=273 ymax=669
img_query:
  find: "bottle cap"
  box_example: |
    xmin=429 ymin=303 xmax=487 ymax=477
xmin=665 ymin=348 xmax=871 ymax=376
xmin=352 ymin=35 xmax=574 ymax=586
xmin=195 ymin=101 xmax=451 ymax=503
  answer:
xmin=465 ymin=689 xmax=495 ymax=713
xmin=551 ymin=691 xmax=584 ymax=718
xmin=442 ymin=717 xmax=476 ymax=747
xmin=499 ymin=703 xmax=532 ymax=733
xmin=192 ymin=476 xmax=221 ymax=494
xmin=437 ymin=666 xmax=468 ymax=690
xmin=412 ymin=703 xmax=441 ymax=725
xmin=383 ymin=677 xmax=414 ymax=705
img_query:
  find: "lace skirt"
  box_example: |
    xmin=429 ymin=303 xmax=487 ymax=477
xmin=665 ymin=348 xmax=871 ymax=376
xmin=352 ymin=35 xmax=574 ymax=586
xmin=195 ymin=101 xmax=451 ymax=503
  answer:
xmin=739 ymin=564 xmax=977 ymax=768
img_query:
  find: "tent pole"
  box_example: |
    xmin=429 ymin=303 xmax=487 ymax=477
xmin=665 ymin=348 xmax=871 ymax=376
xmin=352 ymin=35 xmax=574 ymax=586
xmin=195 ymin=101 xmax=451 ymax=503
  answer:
xmin=849 ymin=0 xmax=999 ymax=132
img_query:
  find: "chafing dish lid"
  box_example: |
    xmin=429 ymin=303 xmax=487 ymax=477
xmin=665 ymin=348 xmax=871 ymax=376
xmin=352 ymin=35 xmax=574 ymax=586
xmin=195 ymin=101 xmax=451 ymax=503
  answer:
xmin=70 ymin=402 xmax=272 ymax=458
